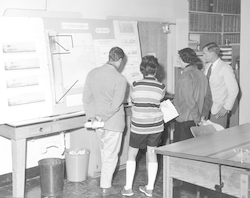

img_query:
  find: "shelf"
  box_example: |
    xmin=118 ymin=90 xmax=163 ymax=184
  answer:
xmin=189 ymin=11 xmax=222 ymax=15
xmin=220 ymin=45 xmax=233 ymax=65
xmin=189 ymin=0 xmax=241 ymax=14
xmin=189 ymin=11 xmax=240 ymax=16
xmin=188 ymin=0 xmax=241 ymax=46
xmin=223 ymin=32 xmax=240 ymax=34
xmin=222 ymin=13 xmax=241 ymax=16
xmin=189 ymin=13 xmax=240 ymax=33
xmin=189 ymin=32 xmax=222 ymax=34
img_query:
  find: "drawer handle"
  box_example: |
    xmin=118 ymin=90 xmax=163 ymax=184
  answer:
xmin=215 ymin=164 xmax=224 ymax=193
xmin=214 ymin=182 xmax=224 ymax=192
xmin=39 ymin=127 xmax=43 ymax=132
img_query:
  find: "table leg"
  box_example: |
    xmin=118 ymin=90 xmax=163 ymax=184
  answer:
xmin=11 ymin=139 xmax=26 ymax=198
xmin=163 ymin=156 xmax=173 ymax=198
xmin=241 ymin=173 xmax=250 ymax=198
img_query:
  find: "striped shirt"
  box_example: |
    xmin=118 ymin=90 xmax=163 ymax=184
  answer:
xmin=130 ymin=77 xmax=166 ymax=134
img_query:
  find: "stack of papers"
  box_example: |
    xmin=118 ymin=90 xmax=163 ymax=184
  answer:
xmin=160 ymin=99 xmax=179 ymax=123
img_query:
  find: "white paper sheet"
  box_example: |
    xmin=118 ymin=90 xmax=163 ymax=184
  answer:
xmin=160 ymin=99 xmax=179 ymax=123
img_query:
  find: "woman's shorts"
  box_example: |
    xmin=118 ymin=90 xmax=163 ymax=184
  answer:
xmin=129 ymin=132 xmax=162 ymax=149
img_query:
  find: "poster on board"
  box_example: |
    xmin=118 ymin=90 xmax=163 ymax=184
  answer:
xmin=0 ymin=17 xmax=53 ymax=124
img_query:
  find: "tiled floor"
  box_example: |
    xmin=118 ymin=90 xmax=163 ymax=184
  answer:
xmin=0 ymin=152 xmax=236 ymax=198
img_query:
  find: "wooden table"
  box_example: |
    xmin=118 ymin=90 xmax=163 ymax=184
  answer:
xmin=155 ymin=123 xmax=250 ymax=198
xmin=0 ymin=112 xmax=86 ymax=198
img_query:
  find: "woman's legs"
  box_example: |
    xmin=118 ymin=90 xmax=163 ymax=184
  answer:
xmin=146 ymin=146 xmax=158 ymax=190
xmin=124 ymin=146 xmax=139 ymax=190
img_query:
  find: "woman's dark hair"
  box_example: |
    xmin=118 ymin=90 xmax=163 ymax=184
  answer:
xmin=140 ymin=55 xmax=159 ymax=76
xmin=178 ymin=48 xmax=199 ymax=65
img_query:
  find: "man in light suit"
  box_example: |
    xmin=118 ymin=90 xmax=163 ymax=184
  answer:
xmin=202 ymin=42 xmax=239 ymax=128
xmin=82 ymin=47 xmax=127 ymax=196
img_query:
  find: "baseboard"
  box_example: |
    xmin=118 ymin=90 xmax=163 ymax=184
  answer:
xmin=0 ymin=160 xmax=67 ymax=188
xmin=0 ymin=161 xmax=126 ymax=187
xmin=0 ymin=166 xmax=40 ymax=188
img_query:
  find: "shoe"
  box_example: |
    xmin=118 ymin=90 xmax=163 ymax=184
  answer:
xmin=121 ymin=187 xmax=134 ymax=196
xmin=139 ymin=186 xmax=153 ymax=197
xmin=102 ymin=186 xmax=120 ymax=196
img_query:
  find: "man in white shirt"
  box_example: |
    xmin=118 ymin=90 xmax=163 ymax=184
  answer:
xmin=202 ymin=42 xmax=239 ymax=128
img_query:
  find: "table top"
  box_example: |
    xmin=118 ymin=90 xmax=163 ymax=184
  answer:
xmin=0 ymin=112 xmax=86 ymax=140
xmin=156 ymin=123 xmax=250 ymax=169
xmin=6 ymin=111 xmax=85 ymax=127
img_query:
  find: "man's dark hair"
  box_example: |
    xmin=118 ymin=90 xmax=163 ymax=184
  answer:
xmin=109 ymin=47 xmax=125 ymax=61
xmin=178 ymin=48 xmax=199 ymax=65
xmin=202 ymin=42 xmax=220 ymax=55
xmin=140 ymin=55 xmax=159 ymax=76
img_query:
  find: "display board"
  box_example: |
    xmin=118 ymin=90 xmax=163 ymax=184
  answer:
xmin=0 ymin=17 xmax=142 ymax=124
xmin=0 ymin=17 xmax=53 ymax=124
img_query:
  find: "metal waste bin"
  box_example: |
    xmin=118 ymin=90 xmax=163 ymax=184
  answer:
xmin=38 ymin=158 xmax=64 ymax=197
xmin=65 ymin=148 xmax=90 ymax=182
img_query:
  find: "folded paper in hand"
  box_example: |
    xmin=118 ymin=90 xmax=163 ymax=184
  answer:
xmin=160 ymin=99 xmax=179 ymax=123
xmin=84 ymin=121 xmax=104 ymax=129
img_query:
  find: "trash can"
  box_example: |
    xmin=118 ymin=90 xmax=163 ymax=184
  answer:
xmin=65 ymin=148 xmax=90 ymax=182
xmin=38 ymin=158 xmax=64 ymax=197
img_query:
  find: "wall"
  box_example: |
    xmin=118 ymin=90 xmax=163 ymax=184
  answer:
xmin=171 ymin=0 xmax=189 ymax=93
xmin=1 ymin=0 xmax=174 ymax=20
xmin=1 ymin=0 xmax=188 ymax=94
xmin=239 ymin=0 xmax=250 ymax=124
xmin=0 ymin=0 xmax=189 ymax=176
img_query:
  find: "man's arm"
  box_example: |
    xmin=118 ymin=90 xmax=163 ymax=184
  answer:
xmin=216 ymin=65 xmax=239 ymax=118
xmin=223 ymin=65 xmax=239 ymax=111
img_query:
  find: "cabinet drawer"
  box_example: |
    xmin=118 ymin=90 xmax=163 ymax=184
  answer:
xmin=28 ymin=124 xmax=52 ymax=137
xmin=221 ymin=165 xmax=249 ymax=198
xmin=169 ymin=157 xmax=220 ymax=191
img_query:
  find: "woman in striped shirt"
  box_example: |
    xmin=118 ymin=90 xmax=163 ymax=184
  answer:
xmin=121 ymin=55 xmax=166 ymax=197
